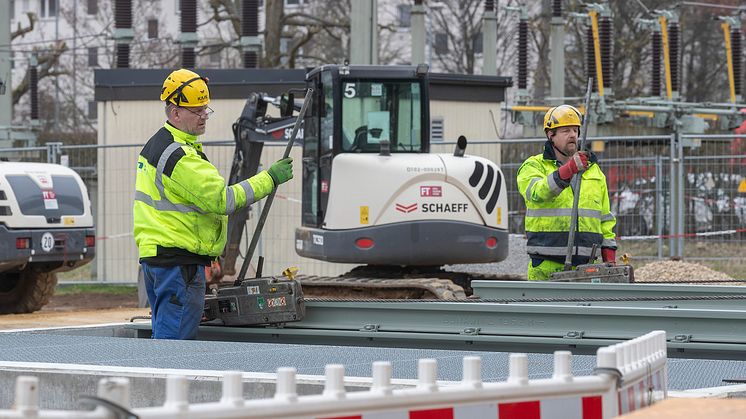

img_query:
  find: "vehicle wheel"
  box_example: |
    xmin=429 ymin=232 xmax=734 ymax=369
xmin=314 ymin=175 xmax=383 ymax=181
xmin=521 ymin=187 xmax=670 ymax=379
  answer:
xmin=0 ymin=270 xmax=58 ymax=314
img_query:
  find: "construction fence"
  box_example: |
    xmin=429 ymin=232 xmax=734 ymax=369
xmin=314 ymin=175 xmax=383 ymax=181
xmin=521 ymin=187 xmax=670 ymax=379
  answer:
xmin=1 ymin=133 xmax=745 ymax=282
xmin=0 ymin=331 xmax=667 ymax=418
xmin=477 ymin=133 xmax=746 ymax=276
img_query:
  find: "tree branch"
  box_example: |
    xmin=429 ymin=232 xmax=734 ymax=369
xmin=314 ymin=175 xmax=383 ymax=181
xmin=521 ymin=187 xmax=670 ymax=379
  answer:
xmin=282 ymin=12 xmax=349 ymax=28
xmin=11 ymin=12 xmax=37 ymax=40
xmin=12 ymin=41 xmax=69 ymax=105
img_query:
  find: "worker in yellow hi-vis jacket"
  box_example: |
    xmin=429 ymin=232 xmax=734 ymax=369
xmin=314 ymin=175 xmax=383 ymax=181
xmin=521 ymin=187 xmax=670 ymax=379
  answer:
xmin=517 ymin=105 xmax=617 ymax=280
xmin=133 ymin=69 xmax=293 ymax=339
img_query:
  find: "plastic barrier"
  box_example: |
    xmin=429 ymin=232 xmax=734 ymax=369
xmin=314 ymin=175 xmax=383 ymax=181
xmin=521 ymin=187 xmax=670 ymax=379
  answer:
xmin=0 ymin=331 xmax=667 ymax=419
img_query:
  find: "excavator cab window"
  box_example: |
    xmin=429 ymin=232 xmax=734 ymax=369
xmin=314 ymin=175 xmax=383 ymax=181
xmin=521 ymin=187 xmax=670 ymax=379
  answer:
xmin=340 ymin=80 xmax=423 ymax=153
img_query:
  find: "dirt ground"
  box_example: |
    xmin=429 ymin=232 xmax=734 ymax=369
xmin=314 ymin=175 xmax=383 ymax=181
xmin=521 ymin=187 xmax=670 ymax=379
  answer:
xmin=0 ymin=292 xmax=150 ymax=330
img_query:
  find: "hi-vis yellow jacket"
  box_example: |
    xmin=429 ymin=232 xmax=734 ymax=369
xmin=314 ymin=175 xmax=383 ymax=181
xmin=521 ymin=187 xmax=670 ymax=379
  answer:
xmin=516 ymin=141 xmax=617 ymax=265
xmin=134 ymin=122 xmax=274 ymax=263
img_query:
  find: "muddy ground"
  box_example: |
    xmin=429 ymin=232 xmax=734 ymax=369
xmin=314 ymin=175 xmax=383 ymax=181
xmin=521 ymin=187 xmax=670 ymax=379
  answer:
xmin=43 ymin=291 xmax=140 ymax=311
xmin=0 ymin=292 xmax=149 ymax=330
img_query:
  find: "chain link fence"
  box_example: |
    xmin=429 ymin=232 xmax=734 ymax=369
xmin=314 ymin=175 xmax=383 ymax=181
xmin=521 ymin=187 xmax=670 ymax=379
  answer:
xmin=2 ymin=132 xmax=745 ymax=282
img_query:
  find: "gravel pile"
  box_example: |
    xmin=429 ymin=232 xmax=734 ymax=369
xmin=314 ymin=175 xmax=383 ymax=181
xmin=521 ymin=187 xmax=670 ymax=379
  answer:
xmin=634 ymin=260 xmax=735 ymax=283
xmin=445 ymin=234 xmax=529 ymax=278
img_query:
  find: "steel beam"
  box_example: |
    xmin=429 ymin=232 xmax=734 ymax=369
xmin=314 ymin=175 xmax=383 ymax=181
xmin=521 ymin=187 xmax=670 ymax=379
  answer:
xmin=471 ymin=281 xmax=746 ymax=309
xmin=128 ymin=299 xmax=746 ymax=360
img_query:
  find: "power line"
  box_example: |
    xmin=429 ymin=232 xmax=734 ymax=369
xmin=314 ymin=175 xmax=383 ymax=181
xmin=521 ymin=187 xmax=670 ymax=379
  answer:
xmin=679 ymin=2 xmax=745 ymax=11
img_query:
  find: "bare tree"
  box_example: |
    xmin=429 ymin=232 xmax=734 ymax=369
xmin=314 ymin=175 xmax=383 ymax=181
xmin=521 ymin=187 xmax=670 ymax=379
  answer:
xmin=200 ymin=0 xmax=352 ymax=68
xmin=428 ymin=0 xmax=482 ymax=74
xmin=555 ymin=0 xmax=741 ymax=102
xmin=426 ymin=0 xmax=523 ymax=75
xmin=11 ymin=12 xmax=68 ymax=107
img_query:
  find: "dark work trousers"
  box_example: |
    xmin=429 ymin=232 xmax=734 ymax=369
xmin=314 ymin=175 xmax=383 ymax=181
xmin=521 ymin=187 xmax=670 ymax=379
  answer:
xmin=141 ymin=262 xmax=206 ymax=340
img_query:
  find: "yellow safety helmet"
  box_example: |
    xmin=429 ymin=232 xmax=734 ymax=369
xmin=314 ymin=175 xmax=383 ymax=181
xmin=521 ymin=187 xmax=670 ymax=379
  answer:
xmin=160 ymin=69 xmax=210 ymax=107
xmin=543 ymin=105 xmax=582 ymax=132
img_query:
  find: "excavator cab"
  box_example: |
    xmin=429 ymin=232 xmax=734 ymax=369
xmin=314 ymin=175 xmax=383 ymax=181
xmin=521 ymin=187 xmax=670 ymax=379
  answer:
xmin=296 ymin=65 xmax=509 ymax=266
xmin=301 ymin=65 xmax=430 ymax=229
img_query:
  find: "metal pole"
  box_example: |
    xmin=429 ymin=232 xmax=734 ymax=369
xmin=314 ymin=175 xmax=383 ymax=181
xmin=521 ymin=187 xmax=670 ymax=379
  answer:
xmin=237 ymin=88 xmax=313 ymax=282
xmin=668 ymin=131 xmax=677 ymax=257
xmin=655 ymin=154 xmax=663 ymax=258
xmin=411 ymin=0 xmax=426 ymax=65
xmin=350 ymin=0 xmax=378 ymax=64
xmin=564 ymin=78 xmax=594 ymax=270
xmin=677 ymin=130 xmax=685 ymax=258
xmin=73 ymin=1 xmax=77 ymax=129
xmin=482 ymin=2 xmax=497 ymax=75
xmin=54 ymin=4 xmax=59 ymax=130
xmin=549 ymin=7 xmax=565 ymax=103
xmin=0 ymin=0 xmax=12 ymax=146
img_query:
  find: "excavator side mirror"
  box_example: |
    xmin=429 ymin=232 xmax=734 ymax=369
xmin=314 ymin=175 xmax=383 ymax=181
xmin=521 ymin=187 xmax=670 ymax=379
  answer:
xmin=453 ymin=135 xmax=467 ymax=157
xmin=280 ymin=93 xmax=295 ymax=117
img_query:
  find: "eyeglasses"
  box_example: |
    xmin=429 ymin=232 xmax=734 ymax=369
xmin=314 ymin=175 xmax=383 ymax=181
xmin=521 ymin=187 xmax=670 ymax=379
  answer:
xmin=180 ymin=106 xmax=214 ymax=119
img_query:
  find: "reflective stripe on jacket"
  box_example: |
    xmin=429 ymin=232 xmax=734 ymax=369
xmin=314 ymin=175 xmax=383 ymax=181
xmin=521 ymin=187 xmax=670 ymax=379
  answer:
xmin=134 ymin=122 xmax=275 ymax=260
xmin=516 ymin=141 xmax=616 ymax=265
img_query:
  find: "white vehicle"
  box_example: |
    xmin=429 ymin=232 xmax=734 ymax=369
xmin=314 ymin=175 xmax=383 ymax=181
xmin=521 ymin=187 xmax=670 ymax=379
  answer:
xmin=0 ymin=162 xmax=95 ymax=313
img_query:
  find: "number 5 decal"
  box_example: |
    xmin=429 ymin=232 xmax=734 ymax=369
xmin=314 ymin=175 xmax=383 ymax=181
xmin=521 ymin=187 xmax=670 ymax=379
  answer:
xmin=344 ymin=83 xmax=356 ymax=98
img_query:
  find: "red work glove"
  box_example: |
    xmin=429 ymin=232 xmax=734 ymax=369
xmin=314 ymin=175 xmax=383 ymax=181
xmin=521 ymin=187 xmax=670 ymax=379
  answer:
xmin=558 ymin=152 xmax=589 ymax=181
xmin=602 ymin=248 xmax=616 ymax=265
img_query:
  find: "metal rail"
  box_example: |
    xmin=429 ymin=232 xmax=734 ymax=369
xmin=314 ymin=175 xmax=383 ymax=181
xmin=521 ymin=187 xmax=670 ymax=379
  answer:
xmin=128 ymin=298 xmax=746 ymax=360
xmin=471 ymin=281 xmax=746 ymax=309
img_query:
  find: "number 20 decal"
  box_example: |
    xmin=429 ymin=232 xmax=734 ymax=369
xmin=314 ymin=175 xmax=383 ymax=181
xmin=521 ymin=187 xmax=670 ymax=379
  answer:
xmin=344 ymin=83 xmax=356 ymax=98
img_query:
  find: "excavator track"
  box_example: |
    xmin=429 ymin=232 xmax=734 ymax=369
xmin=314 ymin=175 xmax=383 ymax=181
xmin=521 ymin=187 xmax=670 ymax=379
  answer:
xmin=294 ymin=266 xmax=527 ymax=300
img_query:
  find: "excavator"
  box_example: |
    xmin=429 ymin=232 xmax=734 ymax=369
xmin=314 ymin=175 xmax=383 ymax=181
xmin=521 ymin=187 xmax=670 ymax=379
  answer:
xmin=202 ymin=69 xmax=633 ymax=326
xmin=210 ymin=64 xmax=510 ymax=300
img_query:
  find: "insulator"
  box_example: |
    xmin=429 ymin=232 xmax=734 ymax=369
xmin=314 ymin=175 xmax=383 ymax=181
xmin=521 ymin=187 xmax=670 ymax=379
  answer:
xmin=114 ymin=0 xmax=132 ymax=29
xmin=518 ymin=19 xmax=528 ymax=89
xmin=552 ymin=0 xmax=562 ymax=18
xmin=29 ymin=65 xmax=39 ymax=120
xmin=668 ymin=22 xmax=679 ymax=92
xmin=244 ymin=51 xmax=258 ymax=68
xmin=600 ymin=17 xmax=613 ymax=90
xmin=182 ymin=47 xmax=196 ymax=69
xmin=586 ymin=24 xmax=596 ymax=92
xmin=651 ymin=31 xmax=661 ymax=96
xmin=484 ymin=0 xmax=495 ymax=12
xmin=181 ymin=0 xmax=197 ymax=33
xmin=732 ymin=28 xmax=742 ymax=96
xmin=116 ymin=44 xmax=130 ymax=68
xmin=241 ymin=0 xmax=258 ymax=37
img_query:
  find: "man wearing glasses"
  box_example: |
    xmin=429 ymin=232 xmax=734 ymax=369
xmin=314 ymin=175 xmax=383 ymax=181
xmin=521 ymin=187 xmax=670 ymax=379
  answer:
xmin=134 ymin=69 xmax=293 ymax=340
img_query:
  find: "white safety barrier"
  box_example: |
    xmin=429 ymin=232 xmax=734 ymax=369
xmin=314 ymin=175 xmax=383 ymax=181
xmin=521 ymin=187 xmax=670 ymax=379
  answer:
xmin=0 ymin=331 xmax=667 ymax=419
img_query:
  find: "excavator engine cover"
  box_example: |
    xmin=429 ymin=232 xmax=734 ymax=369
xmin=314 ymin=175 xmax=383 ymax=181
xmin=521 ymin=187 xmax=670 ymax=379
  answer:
xmin=203 ymin=277 xmax=305 ymax=326
xmin=549 ymin=264 xmax=634 ymax=283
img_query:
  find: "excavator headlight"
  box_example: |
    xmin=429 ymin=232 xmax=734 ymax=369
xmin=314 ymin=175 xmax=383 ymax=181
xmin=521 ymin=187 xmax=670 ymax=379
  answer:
xmin=355 ymin=238 xmax=375 ymax=249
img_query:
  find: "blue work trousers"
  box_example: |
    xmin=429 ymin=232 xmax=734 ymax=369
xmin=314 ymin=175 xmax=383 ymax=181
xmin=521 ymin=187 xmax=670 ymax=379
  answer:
xmin=141 ymin=263 xmax=206 ymax=340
